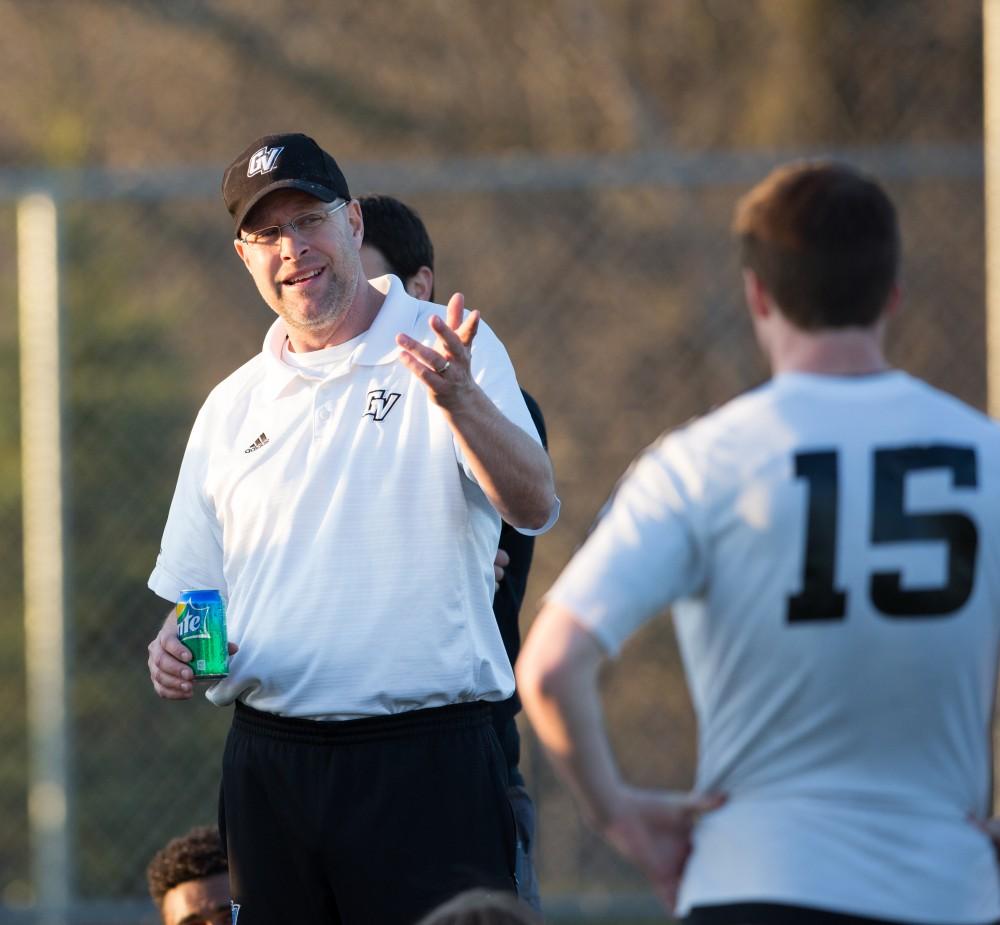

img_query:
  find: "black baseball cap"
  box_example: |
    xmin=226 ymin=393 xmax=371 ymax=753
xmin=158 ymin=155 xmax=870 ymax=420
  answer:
xmin=222 ymin=133 xmax=351 ymax=234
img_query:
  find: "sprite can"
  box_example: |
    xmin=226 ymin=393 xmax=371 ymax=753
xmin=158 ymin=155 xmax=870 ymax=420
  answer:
xmin=176 ymin=589 xmax=229 ymax=680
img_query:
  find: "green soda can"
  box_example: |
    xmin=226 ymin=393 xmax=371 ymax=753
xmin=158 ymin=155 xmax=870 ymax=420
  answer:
xmin=176 ymin=589 xmax=229 ymax=680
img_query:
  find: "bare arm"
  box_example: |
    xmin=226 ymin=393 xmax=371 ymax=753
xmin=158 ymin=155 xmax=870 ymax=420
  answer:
xmin=396 ymin=293 xmax=556 ymax=530
xmin=518 ymin=603 xmax=625 ymax=824
xmin=517 ymin=602 xmax=723 ymax=912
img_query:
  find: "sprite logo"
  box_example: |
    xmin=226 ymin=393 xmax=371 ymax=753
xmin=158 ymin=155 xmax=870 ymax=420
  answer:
xmin=175 ymin=591 xmax=228 ymax=679
xmin=177 ymin=603 xmax=212 ymax=640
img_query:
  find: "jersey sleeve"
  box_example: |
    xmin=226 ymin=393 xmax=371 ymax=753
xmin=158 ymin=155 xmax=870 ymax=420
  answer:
xmin=147 ymin=405 xmax=226 ymax=603
xmin=456 ymin=318 xmax=560 ymax=535
xmin=492 ymin=391 xmax=548 ymax=668
xmin=465 ymin=318 xmax=544 ymax=444
xmin=545 ymin=433 xmax=706 ymax=656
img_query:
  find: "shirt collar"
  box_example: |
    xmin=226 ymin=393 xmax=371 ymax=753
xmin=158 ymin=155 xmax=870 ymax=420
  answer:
xmin=351 ymin=274 xmax=422 ymax=367
xmin=259 ymin=274 xmax=424 ymax=400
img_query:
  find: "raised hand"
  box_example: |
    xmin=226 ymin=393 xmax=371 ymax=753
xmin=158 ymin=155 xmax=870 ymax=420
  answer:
xmin=395 ymin=292 xmax=480 ymax=408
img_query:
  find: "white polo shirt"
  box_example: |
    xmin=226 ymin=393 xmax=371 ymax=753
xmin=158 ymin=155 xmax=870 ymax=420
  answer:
xmin=548 ymin=371 xmax=1000 ymax=923
xmin=150 ymin=275 xmax=555 ymax=719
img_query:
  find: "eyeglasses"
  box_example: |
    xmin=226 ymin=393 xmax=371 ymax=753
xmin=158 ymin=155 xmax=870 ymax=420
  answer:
xmin=237 ymin=200 xmax=348 ymax=247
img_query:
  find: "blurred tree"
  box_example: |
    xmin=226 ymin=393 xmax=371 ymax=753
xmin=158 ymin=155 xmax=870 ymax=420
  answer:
xmin=0 ymin=0 xmax=985 ymax=904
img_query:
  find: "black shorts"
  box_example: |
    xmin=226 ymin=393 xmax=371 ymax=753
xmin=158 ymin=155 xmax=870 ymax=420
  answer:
xmin=219 ymin=700 xmax=517 ymax=925
xmin=686 ymin=902 xmax=1000 ymax=925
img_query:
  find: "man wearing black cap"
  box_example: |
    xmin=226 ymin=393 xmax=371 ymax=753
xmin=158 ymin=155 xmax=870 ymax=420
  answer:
xmin=145 ymin=133 xmax=559 ymax=924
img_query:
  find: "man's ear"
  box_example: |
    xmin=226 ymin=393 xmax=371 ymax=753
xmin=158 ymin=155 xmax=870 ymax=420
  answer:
xmin=234 ymin=238 xmax=251 ymax=270
xmin=883 ymin=283 xmax=902 ymax=320
xmin=346 ymin=200 xmax=364 ymax=246
xmin=405 ymin=266 xmax=435 ymax=302
xmin=742 ymin=268 xmax=771 ymax=320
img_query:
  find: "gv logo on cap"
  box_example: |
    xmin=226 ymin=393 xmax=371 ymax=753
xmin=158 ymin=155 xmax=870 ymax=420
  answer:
xmin=247 ymin=145 xmax=284 ymax=177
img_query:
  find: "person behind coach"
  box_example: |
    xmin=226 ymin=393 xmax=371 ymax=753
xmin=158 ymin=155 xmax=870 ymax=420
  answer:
xmin=358 ymin=192 xmax=546 ymax=911
xmin=145 ymin=133 xmax=558 ymax=925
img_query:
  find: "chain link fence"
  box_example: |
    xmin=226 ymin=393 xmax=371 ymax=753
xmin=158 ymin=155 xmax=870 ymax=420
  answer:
xmin=0 ymin=0 xmax=988 ymax=922
xmin=0 ymin=147 xmax=985 ymax=923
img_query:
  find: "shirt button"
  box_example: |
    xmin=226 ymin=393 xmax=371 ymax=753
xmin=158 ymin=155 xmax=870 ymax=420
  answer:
xmin=318 ymin=408 xmax=330 ymax=422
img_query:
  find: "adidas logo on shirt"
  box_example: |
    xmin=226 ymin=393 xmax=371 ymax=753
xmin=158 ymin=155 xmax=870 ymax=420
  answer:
xmin=244 ymin=432 xmax=269 ymax=454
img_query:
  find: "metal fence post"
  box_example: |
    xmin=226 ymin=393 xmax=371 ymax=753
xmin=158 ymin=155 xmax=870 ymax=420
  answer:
xmin=986 ymin=0 xmax=1000 ymax=417
xmin=17 ymin=191 xmax=71 ymax=924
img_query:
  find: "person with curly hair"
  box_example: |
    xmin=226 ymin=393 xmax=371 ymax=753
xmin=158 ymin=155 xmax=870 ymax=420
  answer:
xmin=146 ymin=825 xmax=230 ymax=925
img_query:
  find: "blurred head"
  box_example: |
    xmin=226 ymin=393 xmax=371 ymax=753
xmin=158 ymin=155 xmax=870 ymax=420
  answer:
xmin=732 ymin=161 xmax=900 ymax=331
xmin=147 ymin=825 xmax=230 ymax=925
xmin=415 ymin=889 xmax=541 ymax=925
xmin=359 ymin=194 xmax=436 ymax=301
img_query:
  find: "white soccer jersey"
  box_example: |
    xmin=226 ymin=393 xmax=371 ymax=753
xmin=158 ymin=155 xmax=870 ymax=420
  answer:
xmin=548 ymin=370 xmax=1000 ymax=923
xmin=150 ymin=275 xmax=555 ymax=719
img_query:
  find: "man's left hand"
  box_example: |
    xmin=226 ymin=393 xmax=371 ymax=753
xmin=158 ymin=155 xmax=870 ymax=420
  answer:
xmin=396 ymin=292 xmax=479 ymax=408
xmin=396 ymin=291 xmax=556 ymax=530
xmin=601 ymin=786 xmax=726 ymax=914
xmin=494 ymin=547 xmax=510 ymax=585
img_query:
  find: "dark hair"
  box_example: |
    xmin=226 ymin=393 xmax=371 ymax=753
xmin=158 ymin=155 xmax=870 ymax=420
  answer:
xmin=732 ymin=161 xmax=900 ymax=330
xmin=415 ymin=889 xmax=541 ymax=925
xmin=359 ymin=194 xmax=435 ymax=289
xmin=146 ymin=825 xmax=228 ymax=908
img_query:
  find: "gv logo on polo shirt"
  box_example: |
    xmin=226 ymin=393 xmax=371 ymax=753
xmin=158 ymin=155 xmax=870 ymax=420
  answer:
xmin=364 ymin=389 xmax=401 ymax=422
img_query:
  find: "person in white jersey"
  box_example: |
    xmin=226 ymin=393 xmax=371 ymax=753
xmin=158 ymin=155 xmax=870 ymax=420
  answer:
xmin=517 ymin=160 xmax=1000 ymax=925
xmin=144 ymin=133 xmax=558 ymax=925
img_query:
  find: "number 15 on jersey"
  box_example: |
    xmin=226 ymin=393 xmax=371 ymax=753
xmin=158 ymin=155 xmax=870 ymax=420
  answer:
xmin=787 ymin=444 xmax=978 ymax=623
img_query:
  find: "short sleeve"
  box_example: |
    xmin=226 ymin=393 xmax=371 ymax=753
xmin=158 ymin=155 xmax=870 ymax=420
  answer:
xmin=465 ymin=318 xmax=544 ymax=446
xmin=148 ymin=406 xmax=226 ymax=603
xmin=454 ymin=318 xmax=559 ymax=535
xmin=545 ymin=434 xmax=705 ymax=656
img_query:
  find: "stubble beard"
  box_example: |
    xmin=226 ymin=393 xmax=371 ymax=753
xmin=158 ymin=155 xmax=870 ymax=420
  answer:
xmin=279 ymin=267 xmax=360 ymax=336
